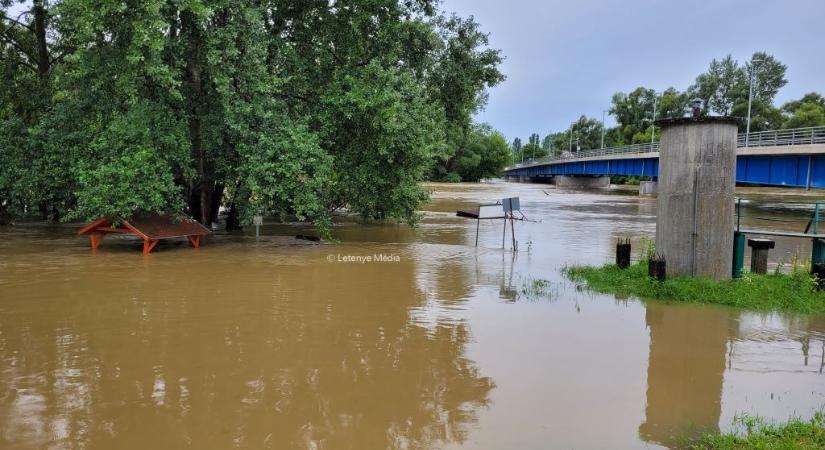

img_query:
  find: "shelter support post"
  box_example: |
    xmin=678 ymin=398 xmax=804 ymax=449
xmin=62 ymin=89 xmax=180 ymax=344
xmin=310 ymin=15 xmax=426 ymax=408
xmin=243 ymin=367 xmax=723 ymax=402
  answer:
xmin=89 ymin=234 xmax=104 ymax=250
xmin=188 ymin=235 xmax=201 ymax=248
xmin=143 ymin=239 xmax=159 ymax=255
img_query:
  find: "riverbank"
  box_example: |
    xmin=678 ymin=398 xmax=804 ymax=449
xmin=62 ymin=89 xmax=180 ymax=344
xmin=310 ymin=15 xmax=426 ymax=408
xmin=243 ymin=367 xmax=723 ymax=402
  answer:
xmin=564 ymin=261 xmax=825 ymax=314
xmin=689 ymin=413 xmax=825 ymax=449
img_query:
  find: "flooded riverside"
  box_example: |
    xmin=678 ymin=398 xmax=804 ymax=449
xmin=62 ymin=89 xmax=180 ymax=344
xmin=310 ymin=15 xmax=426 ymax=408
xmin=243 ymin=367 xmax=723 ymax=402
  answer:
xmin=1 ymin=182 xmax=824 ymax=449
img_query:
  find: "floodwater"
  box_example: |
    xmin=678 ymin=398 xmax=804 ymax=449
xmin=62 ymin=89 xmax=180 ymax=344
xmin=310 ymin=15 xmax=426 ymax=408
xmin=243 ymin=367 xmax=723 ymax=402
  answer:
xmin=1 ymin=182 xmax=824 ymax=450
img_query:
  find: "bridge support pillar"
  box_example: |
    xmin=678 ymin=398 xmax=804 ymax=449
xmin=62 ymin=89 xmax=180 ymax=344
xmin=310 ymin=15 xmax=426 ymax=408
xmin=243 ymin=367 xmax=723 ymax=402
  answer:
xmin=655 ymin=117 xmax=739 ymax=280
xmin=639 ymin=181 xmax=657 ymax=196
xmin=553 ymin=175 xmax=609 ymax=188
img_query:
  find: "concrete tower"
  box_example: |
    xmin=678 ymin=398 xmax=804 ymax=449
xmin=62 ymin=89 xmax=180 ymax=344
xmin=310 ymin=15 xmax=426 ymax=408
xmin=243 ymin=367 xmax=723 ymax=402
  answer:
xmin=655 ymin=117 xmax=739 ymax=280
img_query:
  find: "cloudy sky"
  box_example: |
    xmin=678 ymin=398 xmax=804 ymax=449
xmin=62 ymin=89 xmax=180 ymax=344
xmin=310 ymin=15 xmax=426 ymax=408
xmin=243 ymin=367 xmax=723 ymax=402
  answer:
xmin=441 ymin=0 xmax=825 ymax=141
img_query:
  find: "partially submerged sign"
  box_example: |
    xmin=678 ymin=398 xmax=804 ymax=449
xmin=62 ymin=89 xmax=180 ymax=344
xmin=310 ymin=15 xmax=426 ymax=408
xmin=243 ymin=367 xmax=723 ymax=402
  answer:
xmin=478 ymin=204 xmax=505 ymax=219
xmin=456 ymin=197 xmax=523 ymax=249
xmin=502 ymin=197 xmax=520 ymax=213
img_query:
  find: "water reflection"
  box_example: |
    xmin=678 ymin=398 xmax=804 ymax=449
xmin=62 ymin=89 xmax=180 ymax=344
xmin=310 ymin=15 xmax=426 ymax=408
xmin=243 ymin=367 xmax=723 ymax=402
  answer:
xmin=0 ymin=244 xmax=493 ymax=449
xmin=639 ymin=303 xmax=735 ymax=446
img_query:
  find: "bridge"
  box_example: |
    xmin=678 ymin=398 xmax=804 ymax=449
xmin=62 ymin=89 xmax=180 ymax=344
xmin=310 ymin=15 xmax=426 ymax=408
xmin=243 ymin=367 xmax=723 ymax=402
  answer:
xmin=504 ymin=126 xmax=825 ymax=189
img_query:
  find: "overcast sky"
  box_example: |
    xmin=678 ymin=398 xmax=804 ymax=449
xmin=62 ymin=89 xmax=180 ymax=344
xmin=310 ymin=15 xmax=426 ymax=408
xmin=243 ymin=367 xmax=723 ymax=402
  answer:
xmin=441 ymin=0 xmax=825 ymax=141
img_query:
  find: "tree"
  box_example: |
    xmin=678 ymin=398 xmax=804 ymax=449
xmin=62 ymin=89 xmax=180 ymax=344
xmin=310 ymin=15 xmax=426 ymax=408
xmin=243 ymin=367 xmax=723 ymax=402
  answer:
xmin=568 ymin=115 xmax=604 ymax=151
xmin=781 ymin=93 xmax=825 ymax=128
xmin=689 ymin=55 xmax=744 ymax=116
xmin=451 ymin=124 xmax=512 ymax=181
xmin=427 ymin=13 xmax=505 ymax=181
xmin=0 ymin=0 xmax=505 ymax=233
xmin=688 ymin=52 xmax=787 ymax=131
xmin=610 ymin=87 xmax=656 ymax=145
xmin=610 ymin=87 xmax=686 ymax=145
xmin=511 ymin=137 xmax=522 ymax=154
xmin=541 ymin=134 xmax=552 ymax=151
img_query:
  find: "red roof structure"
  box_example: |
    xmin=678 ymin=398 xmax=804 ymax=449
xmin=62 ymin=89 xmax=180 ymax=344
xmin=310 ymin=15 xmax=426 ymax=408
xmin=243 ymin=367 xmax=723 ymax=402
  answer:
xmin=78 ymin=213 xmax=210 ymax=254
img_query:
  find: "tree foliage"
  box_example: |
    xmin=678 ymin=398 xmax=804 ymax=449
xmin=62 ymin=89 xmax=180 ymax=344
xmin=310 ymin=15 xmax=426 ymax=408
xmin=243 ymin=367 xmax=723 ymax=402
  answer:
xmin=0 ymin=0 xmax=504 ymax=231
xmin=781 ymin=93 xmax=825 ymax=128
xmin=449 ymin=124 xmax=511 ymax=182
xmin=528 ymin=51 xmax=812 ymax=156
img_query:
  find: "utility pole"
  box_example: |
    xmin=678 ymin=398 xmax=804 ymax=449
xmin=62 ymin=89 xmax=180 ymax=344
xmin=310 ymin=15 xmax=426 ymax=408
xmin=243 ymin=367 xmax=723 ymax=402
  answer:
xmin=745 ymin=58 xmax=763 ymax=147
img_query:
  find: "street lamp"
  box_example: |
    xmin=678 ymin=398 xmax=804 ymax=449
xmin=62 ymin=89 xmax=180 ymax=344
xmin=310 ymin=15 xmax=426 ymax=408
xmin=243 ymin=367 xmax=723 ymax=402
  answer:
xmin=745 ymin=57 xmax=764 ymax=147
xmin=601 ymin=109 xmax=609 ymax=148
xmin=650 ymin=93 xmax=657 ymax=148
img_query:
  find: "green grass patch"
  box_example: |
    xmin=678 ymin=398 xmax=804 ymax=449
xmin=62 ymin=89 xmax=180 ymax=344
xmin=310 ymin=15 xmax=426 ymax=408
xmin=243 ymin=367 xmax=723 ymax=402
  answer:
xmin=689 ymin=413 xmax=825 ymax=449
xmin=563 ymin=261 xmax=825 ymax=314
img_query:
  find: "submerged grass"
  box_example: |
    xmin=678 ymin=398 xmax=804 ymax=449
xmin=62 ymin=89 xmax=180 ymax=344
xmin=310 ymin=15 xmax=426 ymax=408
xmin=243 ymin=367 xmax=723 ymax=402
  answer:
xmin=689 ymin=413 xmax=825 ymax=449
xmin=517 ymin=277 xmax=558 ymax=302
xmin=563 ymin=261 xmax=825 ymax=314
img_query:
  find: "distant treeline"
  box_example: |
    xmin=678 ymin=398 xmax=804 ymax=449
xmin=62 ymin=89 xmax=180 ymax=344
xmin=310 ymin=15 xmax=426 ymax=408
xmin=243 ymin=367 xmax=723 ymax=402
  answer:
xmin=512 ymin=52 xmax=825 ymax=162
xmin=0 ymin=1 xmax=506 ymax=230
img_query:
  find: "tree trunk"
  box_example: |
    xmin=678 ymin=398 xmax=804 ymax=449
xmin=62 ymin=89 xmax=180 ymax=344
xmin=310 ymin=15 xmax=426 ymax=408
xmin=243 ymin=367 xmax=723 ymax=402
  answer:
xmin=181 ymin=10 xmax=211 ymax=225
xmin=226 ymin=202 xmax=242 ymax=231
xmin=33 ymin=0 xmax=49 ymax=82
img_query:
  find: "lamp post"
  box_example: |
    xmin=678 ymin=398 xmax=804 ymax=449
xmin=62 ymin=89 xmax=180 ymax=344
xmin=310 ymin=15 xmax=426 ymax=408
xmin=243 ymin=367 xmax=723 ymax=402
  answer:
xmin=601 ymin=110 xmax=609 ymax=149
xmin=745 ymin=58 xmax=763 ymax=147
xmin=650 ymin=93 xmax=657 ymax=148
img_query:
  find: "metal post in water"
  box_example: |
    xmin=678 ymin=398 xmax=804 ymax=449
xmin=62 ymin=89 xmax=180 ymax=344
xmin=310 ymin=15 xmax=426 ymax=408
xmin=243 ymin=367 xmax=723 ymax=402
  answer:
xmin=253 ymin=214 xmax=263 ymax=240
xmin=736 ymin=198 xmax=742 ymax=232
xmin=502 ymin=215 xmax=506 ymax=249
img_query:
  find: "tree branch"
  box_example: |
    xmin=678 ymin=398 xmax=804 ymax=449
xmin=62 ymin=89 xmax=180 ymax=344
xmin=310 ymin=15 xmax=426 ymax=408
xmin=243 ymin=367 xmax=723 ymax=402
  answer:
xmin=0 ymin=12 xmax=33 ymax=31
xmin=49 ymin=46 xmax=74 ymax=67
xmin=0 ymin=30 xmax=38 ymax=70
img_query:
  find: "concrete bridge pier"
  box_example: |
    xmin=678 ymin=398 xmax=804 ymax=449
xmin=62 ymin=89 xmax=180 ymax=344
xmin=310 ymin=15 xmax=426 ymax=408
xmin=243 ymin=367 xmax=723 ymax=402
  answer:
xmin=639 ymin=181 xmax=658 ymax=196
xmin=655 ymin=117 xmax=739 ymax=280
xmin=553 ymin=175 xmax=610 ymax=188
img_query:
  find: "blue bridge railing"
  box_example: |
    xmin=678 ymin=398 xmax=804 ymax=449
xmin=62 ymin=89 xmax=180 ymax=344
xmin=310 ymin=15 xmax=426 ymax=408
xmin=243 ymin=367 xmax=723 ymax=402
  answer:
xmin=508 ymin=126 xmax=825 ymax=170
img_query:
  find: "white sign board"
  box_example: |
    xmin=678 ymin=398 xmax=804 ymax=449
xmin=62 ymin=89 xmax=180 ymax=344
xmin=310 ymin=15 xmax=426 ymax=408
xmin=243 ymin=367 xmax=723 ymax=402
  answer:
xmin=501 ymin=197 xmax=520 ymax=213
xmin=253 ymin=215 xmax=263 ymax=226
xmin=478 ymin=205 xmax=504 ymax=219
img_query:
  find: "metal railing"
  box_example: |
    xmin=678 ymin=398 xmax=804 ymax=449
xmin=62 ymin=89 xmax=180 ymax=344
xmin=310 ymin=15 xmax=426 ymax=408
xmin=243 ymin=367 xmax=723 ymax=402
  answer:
xmin=737 ymin=126 xmax=825 ymax=148
xmin=508 ymin=126 xmax=825 ymax=170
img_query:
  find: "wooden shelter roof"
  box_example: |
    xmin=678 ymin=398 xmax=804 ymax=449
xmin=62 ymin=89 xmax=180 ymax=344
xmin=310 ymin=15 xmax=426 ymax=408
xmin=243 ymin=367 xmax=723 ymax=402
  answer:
xmin=79 ymin=213 xmax=210 ymax=239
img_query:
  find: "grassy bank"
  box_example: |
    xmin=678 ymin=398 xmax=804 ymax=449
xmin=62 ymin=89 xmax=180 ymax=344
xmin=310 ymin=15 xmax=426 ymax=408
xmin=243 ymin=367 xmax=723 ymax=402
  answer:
xmin=563 ymin=261 xmax=825 ymax=314
xmin=690 ymin=413 xmax=825 ymax=449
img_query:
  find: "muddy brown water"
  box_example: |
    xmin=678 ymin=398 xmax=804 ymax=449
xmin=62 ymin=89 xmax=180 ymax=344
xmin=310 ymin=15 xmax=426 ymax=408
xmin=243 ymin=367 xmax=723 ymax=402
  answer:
xmin=1 ymin=182 xmax=824 ymax=449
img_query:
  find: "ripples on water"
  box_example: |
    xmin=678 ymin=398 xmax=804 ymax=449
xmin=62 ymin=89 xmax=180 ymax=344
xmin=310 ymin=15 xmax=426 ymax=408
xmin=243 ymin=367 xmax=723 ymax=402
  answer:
xmin=0 ymin=182 xmax=823 ymax=450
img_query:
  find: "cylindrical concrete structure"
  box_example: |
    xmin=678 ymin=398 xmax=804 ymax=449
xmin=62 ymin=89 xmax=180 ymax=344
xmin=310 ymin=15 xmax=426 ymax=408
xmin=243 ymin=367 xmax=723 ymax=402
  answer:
xmin=655 ymin=117 xmax=739 ymax=280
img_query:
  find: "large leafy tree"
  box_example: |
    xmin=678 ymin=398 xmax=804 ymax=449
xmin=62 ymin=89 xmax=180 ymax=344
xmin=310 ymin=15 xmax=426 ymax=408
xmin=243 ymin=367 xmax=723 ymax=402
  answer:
xmin=0 ymin=0 xmax=504 ymax=232
xmin=781 ymin=93 xmax=825 ymax=128
xmin=428 ymin=14 xmax=505 ymax=181
xmin=609 ymin=87 xmax=685 ymax=145
xmin=451 ymin=124 xmax=511 ymax=181
xmin=688 ymin=52 xmax=786 ymax=131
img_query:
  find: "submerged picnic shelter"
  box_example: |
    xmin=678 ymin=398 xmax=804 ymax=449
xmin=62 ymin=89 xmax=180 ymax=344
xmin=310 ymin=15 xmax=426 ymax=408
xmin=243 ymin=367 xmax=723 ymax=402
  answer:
xmin=79 ymin=214 xmax=210 ymax=254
